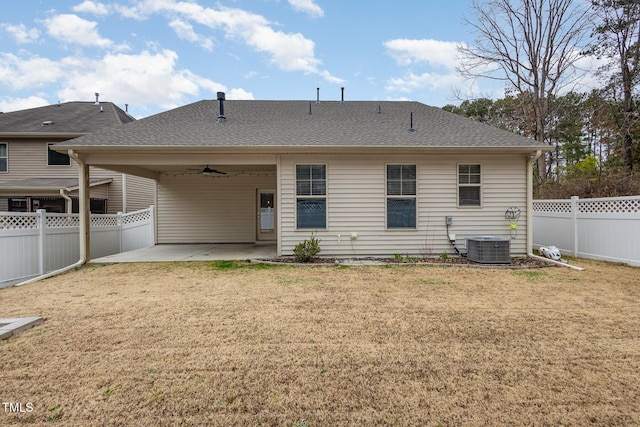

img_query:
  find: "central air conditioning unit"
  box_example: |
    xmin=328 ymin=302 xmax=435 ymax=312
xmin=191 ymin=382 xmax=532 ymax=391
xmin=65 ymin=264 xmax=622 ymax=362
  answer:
xmin=466 ymin=236 xmax=511 ymax=264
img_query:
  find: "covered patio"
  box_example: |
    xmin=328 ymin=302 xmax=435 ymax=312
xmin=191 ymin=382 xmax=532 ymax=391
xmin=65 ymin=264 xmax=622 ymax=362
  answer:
xmin=90 ymin=243 xmax=277 ymax=263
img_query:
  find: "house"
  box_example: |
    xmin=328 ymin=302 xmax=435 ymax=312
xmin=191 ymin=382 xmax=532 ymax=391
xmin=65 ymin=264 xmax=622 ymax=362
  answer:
xmin=53 ymin=93 xmax=552 ymax=259
xmin=0 ymin=98 xmax=155 ymax=213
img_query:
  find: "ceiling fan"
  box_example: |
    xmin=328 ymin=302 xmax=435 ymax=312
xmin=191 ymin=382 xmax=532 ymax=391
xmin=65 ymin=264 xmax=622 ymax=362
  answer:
xmin=188 ymin=165 xmax=227 ymax=175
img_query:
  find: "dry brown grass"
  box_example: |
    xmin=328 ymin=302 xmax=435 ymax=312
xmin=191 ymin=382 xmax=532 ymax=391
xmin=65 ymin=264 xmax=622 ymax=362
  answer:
xmin=1 ymin=260 xmax=639 ymax=426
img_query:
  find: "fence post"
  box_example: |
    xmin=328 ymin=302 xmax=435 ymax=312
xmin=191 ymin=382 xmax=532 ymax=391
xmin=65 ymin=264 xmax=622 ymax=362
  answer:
xmin=117 ymin=212 xmax=123 ymax=253
xmin=37 ymin=209 xmax=46 ymax=275
xmin=571 ymin=196 xmax=579 ymax=257
xmin=149 ymin=205 xmax=156 ymax=246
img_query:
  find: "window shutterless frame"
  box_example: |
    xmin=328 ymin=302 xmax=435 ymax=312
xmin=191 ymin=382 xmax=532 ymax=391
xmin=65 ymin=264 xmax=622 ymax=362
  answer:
xmin=385 ymin=164 xmax=417 ymax=229
xmin=47 ymin=143 xmax=71 ymax=166
xmin=0 ymin=142 xmax=7 ymax=172
xmin=457 ymin=163 xmax=482 ymax=207
xmin=295 ymin=164 xmax=327 ymax=230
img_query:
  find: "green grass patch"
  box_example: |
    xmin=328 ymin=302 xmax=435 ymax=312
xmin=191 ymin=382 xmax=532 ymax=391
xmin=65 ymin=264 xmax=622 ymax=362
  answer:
xmin=210 ymin=260 xmax=240 ymax=270
xmin=209 ymin=260 xmax=288 ymax=271
xmin=102 ymin=387 xmax=115 ymax=399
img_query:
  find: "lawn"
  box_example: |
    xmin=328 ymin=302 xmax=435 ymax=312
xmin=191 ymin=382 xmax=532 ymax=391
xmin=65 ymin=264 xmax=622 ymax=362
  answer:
xmin=1 ymin=259 xmax=639 ymax=426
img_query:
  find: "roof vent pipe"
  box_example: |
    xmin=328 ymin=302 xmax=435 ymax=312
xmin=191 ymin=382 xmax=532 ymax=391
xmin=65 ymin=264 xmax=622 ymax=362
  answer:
xmin=409 ymin=112 xmax=416 ymax=132
xmin=309 ymin=101 xmax=312 ymax=115
xmin=217 ymin=91 xmax=226 ymax=123
xmin=316 ymin=87 xmax=320 ymax=104
xmin=94 ymin=93 xmax=99 ymax=105
xmin=125 ymin=104 xmax=129 ymax=113
xmin=340 ymin=87 xmax=344 ymax=104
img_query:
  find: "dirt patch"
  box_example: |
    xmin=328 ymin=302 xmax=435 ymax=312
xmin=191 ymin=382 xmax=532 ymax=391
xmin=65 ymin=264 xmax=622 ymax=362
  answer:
xmin=1 ymin=259 xmax=639 ymax=426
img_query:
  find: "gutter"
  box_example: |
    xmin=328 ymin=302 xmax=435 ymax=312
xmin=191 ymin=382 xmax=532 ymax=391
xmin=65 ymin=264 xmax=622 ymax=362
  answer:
xmin=525 ymin=149 xmax=584 ymax=271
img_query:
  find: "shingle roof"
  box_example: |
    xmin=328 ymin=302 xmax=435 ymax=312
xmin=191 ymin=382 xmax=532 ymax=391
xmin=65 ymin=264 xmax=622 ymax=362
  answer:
xmin=57 ymin=99 xmax=549 ymax=150
xmin=0 ymin=102 xmax=134 ymax=134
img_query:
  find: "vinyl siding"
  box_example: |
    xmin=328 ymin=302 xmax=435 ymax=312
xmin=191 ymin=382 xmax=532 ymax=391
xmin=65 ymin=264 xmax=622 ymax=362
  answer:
xmin=123 ymin=174 xmax=156 ymax=212
xmin=157 ymin=172 xmax=277 ymax=243
xmin=279 ymin=153 xmax=529 ymax=257
xmin=2 ymin=141 xmax=77 ymax=179
xmin=0 ymin=140 xmax=154 ymax=214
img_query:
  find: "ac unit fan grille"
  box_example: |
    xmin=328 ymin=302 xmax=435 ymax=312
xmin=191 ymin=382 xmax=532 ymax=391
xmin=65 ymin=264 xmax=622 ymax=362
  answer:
xmin=466 ymin=236 xmax=510 ymax=264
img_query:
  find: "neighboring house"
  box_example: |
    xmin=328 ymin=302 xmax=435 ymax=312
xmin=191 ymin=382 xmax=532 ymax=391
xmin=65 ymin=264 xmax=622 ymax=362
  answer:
xmin=0 ymin=99 xmax=155 ymax=213
xmin=55 ymin=93 xmax=552 ymax=258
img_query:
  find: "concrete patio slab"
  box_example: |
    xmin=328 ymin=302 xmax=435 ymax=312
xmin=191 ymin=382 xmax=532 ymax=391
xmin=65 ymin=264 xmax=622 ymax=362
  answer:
xmin=0 ymin=317 xmax=44 ymax=340
xmin=89 ymin=243 xmax=277 ymax=263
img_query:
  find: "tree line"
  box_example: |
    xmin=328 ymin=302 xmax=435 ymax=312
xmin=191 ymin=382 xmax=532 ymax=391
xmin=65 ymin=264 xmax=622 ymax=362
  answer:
xmin=445 ymin=0 xmax=640 ymax=198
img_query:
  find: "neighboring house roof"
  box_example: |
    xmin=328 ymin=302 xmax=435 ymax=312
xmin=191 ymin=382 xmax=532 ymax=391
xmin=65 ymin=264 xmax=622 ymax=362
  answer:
xmin=56 ymin=100 xmax=551 ymax=151
xmin=0 ymin=178 xmax=113 ymax=192
xmin=0 ymin=101 xmax=134 ymax=136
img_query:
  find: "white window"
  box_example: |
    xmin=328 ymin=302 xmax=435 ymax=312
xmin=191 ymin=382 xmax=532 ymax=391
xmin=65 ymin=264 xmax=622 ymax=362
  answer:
xmin=458 ymin=164 xmax=481 ymax=206
xmin=386 ymin=164 xmax=417 ymax=228
xmin=296 ymin=164 xmax=326 ymax=229
xmin=0 ymin=143 xmax=7 ymax=172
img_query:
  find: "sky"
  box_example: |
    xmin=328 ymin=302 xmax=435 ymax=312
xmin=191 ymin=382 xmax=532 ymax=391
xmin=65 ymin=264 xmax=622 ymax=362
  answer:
xmin=0 ymin=0 xmax=598 ymax=118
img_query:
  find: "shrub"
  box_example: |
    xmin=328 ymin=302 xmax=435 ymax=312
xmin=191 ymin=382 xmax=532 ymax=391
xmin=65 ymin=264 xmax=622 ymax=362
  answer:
xmin=293 ymin=233 xmax=321 ymax=263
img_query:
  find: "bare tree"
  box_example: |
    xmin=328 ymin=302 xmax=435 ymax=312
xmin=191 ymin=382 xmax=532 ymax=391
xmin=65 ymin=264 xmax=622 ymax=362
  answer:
xmin=457 ymin=0 xmax=590 ymax=183
xmin=587 ymin=0 xmax=640 ymax=175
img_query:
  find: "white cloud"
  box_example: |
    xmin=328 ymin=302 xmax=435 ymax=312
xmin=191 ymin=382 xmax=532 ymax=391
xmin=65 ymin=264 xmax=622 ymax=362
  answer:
xmin=0 ymin=96 xmax=49 ymax=113
xmin=0 ymin=53 xmax=64 ymax=90
xmin=566 ymin=53 xmax=607 ymax=94
xmin=120 ymin=1 xmax=341 ymax=83
xmin=0 ymin=49 xmax=233 ymax=114
xmin=43 ymin=14 xmax=113 ymax=48
xmin=1 ymin=23 xmax=40 ymax=44
xmin=56 ymin=50 xmax=213 ymax=109
xmin=288 ymin=0 xmax=324 ymax=18
xmin=227 ymin=88 xmax=254 ymax=99
xmin=385 ymin=71 xmax=466 ymax=93
xmin=384 ymin=38 xmax=463 ymax=70
xmin=72 ymin=1 xmax=110 ymax=16
xmin=168 ymin=18 xmax=213 ymax=51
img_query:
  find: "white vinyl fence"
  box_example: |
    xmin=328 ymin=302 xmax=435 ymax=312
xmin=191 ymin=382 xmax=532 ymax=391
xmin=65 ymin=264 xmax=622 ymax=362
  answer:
xmin=533 ymin=196 xmax=640 ymax=266
xmin=0 ymin=206 xmax=155 ymax=285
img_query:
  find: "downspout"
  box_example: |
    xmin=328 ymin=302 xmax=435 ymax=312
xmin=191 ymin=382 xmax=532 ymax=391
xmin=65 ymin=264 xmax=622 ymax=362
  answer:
xmin=60 ymin=188 xmax=72 ymax=213
xmin=14 ymin=152 xmax=89 ymax=287
xmin=526 ymin=150 xmax=584 ymax=271
xmin=69 ymin=149 xmax=90 ymax=265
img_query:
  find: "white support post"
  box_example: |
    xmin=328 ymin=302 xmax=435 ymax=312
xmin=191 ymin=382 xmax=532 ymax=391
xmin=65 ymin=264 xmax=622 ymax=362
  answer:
xmin=117 ymin=211 xmax=123 ymax=252
xmin=571 ymin=196 xmax=579 ymax=258
xmin=149 ymin=205 xmax=156 ymax=245
xmin=37 ymin=209 xmax=46 ymax=275
xmin=79 ymin=162 xmax=91 ymax=262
